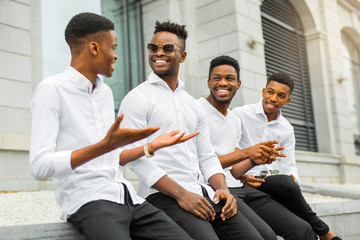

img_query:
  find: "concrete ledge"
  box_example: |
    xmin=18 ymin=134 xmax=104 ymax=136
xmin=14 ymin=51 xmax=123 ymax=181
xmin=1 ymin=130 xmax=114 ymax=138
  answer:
xmin=0 ymin=134 xmax=30 ymax=151
xmin=295 ymin=150 xmax=342 ymax=164
xmin=1 ymin=200 xmax=359 ymax=240
xmin=301 ymin=182 xmax=360 ymax=199
xmin=0 ymin=222 xmax=84 ymax=240
xmin=311 ymin=200 xmax=360 ymax=240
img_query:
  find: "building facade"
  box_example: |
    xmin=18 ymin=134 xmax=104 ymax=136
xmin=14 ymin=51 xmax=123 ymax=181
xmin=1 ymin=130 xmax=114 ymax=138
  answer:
xmin=1 ymin=0 xmax=360 ymax=190
xmin=0 ymin=0 xmax=42 ymax=190
xmin=111 ymin=0 xmax=360 ymax=185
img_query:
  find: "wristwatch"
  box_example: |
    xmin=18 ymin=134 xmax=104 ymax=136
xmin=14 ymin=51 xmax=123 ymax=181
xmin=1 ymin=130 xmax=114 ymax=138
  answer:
xmin=144 ymin=143 xmax=154 ymax=158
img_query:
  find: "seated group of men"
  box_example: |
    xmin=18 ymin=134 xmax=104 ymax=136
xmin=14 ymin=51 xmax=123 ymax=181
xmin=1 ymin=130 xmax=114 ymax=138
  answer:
xmin=29 ymin=12 xmax=341 ymax=240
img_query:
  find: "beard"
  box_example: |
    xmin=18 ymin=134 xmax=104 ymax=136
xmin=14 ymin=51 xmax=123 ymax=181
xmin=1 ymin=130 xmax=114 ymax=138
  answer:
xmin=210 ymin=90 xmax=233 ymax=105
xmin=154 ymin=69 xmax=173 ymax=78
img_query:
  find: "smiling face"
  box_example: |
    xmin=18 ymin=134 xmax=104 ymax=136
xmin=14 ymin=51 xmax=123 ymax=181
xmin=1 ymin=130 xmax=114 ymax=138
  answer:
xmin=148 ymin=31 xmax=186 ymax=79
xmin=262 ymin=80 xmax=291 ymax=121
xmin=208 ymin=64 xmax=240 ymax=105
xmin=95 ymin=30 xmax=118 ymax=78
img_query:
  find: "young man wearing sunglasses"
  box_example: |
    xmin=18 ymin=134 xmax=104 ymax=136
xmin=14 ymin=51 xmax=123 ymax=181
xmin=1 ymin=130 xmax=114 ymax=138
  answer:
xmin=30 ymin=13 xmax=195 ymax=240
xmin=232 ymin=72 xmax=341 ymax=240
xmin=119 ymin=21 xmax=268 ymax=240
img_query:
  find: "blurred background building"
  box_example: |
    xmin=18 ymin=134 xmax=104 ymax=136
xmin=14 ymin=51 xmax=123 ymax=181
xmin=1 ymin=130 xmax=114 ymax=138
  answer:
xmin=1 ymin=0 xmax=360 ymax=190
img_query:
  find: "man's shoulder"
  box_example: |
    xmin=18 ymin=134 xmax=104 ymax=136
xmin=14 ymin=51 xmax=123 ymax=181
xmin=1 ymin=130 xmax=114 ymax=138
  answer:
xmin=278 ymin=114 xmax=294 ymax=130
xmin=227 ymin=109 xmax=242 ymax=124
xmin=122 ymin=81 xmax=151 ymax=100
xmin=196 ymin=97 xmax=208 ymax=109
xmin=35 ymin=73 xmax=68 ymax=92
xmin=232 ymin=103 xmax=256 ymax=116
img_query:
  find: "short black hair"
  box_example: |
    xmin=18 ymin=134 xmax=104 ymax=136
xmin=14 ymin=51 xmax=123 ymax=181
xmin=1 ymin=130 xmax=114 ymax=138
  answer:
xmin=153 ymin=20 xmax=188 ymax=50
xmin=208 ymin=55 xmax=240 ymax=81
xmin=267 ymin=72 xmax=295 ymax=93
xmin=65 ymin=12 xmax=114 ymax=50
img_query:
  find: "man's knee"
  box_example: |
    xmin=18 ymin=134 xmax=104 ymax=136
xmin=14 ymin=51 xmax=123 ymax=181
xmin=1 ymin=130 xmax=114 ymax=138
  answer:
xmin=270 ymin=175 xmax=300 ymax=195
xmin=294 ymin=221 xmax=314 ymax=240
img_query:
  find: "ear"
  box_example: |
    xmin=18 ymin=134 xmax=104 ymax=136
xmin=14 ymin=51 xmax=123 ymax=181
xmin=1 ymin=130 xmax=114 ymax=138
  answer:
xmin=89 ymin=42 xmax=99 ymax=56
xmin=179 ymin=51 xmax=187 ymax=63
xmin=236 ymin=80 xmax=241 ymax=90
xmin=207 ymin=79 xmax=211 ymax=88
xmin=262 ymin=88 xmax=266 ymax=97
xmin=285 ymin=96 xmax=291 ymax=105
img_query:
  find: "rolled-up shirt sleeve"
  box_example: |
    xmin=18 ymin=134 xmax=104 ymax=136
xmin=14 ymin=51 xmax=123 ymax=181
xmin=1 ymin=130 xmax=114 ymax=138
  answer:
xmin=195 ymin=102 xmax=225 ymax=182
xmin=119 ymin=90 xmax=167 ymax=187
xmin=30 ymin=84 xmax=73 ymax=180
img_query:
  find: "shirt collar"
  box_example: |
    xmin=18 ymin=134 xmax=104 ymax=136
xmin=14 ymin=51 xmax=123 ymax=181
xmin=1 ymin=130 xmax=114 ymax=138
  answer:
xmin=66 ymin=66 xmax=102 ymax=91
xmin=148 ymin=72 xmax=185 ymax=91
xmin=255 ymin=101 xmax=281 ymax=122
xmin=200 ymin=97 xmax=228 ymax=118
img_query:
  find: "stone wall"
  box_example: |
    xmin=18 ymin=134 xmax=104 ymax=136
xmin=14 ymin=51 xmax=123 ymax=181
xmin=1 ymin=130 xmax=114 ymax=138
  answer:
xmin=0 ymin=0 xmax=42 ymax=191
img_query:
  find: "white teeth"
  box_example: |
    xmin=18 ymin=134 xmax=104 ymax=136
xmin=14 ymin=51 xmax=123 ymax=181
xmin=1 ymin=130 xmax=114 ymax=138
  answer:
xmin=217 ymin=89 xmax=228 ymax=93
xmin=155 ymin=60 xmax=166 ymax=63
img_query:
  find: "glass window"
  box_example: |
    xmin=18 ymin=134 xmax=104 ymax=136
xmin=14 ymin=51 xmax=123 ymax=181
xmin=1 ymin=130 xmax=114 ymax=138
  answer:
xmin=41 ymin=0 xmax=144 ymax=114
xmin=261 ymin=0 xmax=318 ymax=152
xmin=41 ymin=0 xmax=101 ymax=79
xmin=102 ymin=0 xmax=145 ymax=113
xmin=342 ymin=33 xmax=360 ymax=154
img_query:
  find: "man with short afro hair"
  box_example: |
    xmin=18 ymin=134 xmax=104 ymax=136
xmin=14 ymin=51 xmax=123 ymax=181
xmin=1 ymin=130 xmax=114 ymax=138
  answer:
xmin=153 ymin=20 xmax=188 ymax=50
xmin=30 ymin=12 xmax=193 ymax=240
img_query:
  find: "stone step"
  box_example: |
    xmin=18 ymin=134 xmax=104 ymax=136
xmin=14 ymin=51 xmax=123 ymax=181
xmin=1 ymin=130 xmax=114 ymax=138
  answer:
xmin=1 ymin=200 xmax=359 ymax=240
xmin=0 ymin=222 xmax=84 ymax=240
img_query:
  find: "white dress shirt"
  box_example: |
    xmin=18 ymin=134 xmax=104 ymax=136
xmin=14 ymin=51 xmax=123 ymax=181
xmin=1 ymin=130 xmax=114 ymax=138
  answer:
xmin=119 ymin=72 xmax=225 ymax=200
xmin=198 ymin=98 xmax=243 ymax=188
xmin=30 ymin=66 xmax=144 ymax=220
xmin=232 ymin=101 xmax=300 ymax=182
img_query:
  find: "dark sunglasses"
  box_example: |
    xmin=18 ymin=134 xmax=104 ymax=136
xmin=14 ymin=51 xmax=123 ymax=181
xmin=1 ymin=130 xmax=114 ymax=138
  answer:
xmin=147 ymin=43 xmax=184 ymax=55
xmin=255 ymin=169 xmax=280 ymax=179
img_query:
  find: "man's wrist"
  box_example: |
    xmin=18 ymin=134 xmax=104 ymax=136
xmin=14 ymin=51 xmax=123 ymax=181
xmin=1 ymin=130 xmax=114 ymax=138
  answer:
xmin=249 ymin=159 xmax=256 ymax=167
xmin=144 ymin=143 xmax=155 ymax=158
xmin=173 ymin=187 xmax=188 ymax=201
xmin=147 ymin=143 xmax=156 ymax=155
xmin=98 ymin=138 xmax=114 ymax=153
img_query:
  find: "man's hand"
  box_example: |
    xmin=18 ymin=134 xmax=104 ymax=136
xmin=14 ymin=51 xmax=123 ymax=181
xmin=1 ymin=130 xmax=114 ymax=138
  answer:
xmin=176 ymin=191 xmax=215 ymax=221
xmin=213 ymin=190 xmax=237 ymax=221
xmin=71 ymin=114 xmax=160 ymax=169
xmin=148 ymin=131 xmax=199 ymax=153
xmin=245 ymin=141 xmax=286 ymax=165
xmin=239 ymin=174 xmax=265 ymax=188
xmin=102 ymin=114 xmax=160 ymax=151
xmin=290 ymin=174 xmax=298 ymax=184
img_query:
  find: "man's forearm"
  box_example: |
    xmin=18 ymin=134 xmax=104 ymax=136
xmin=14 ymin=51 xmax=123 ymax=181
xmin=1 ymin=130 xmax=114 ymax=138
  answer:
xmin=208 ymin=173 xmax=229 ymax=191
xmin=218 ymin=148 xmax=250 ymax=169
xmin=71 ymin=139 xmax=111 ymax=169
xmin=151 ymin=175 xmax=187 ymax=200
xmin=230 ymin=160 xmax=253 ymax=179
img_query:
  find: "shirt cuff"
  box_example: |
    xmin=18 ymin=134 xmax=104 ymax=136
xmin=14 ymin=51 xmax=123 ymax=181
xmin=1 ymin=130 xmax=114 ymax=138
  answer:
xmin=128 ymin=158 xmax=168 ymax=187
xmin=202 ymin=166 xmax=225 ymax=183
xmin=144 ymin=167 xmax=167 ymax=187
xmin=54 ymin=150 xmax=73 ymax=177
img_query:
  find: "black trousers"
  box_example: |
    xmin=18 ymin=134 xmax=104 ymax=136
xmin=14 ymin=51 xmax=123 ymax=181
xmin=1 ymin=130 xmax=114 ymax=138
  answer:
xmin=257 ymin=174 xmax=330 ymax=236
xmin=68 ymin=186 xmax=192 ymax=240
xmin=231 ymin=185 xmax=316 ymax=240
xmin=146 ymin=187 xmax=264 ymax=240
xmin=234 ymin=195 xmax=277 ymax=240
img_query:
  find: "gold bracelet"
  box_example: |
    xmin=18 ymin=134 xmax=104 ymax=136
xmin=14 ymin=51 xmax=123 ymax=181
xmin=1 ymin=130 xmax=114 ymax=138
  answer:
xmin=144 ymin=143 xmax=154 ymax=158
